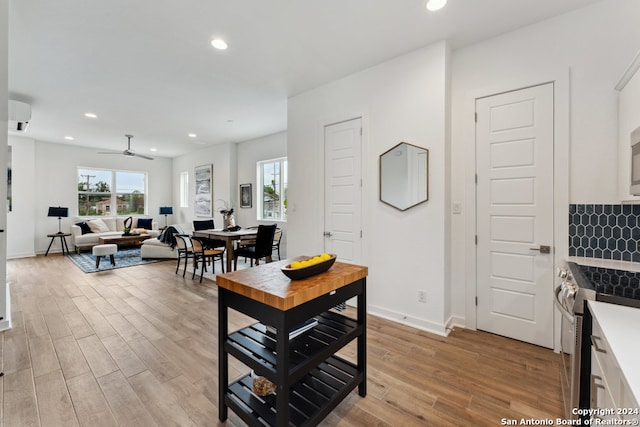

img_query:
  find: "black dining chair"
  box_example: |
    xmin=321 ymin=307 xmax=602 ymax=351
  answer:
xmin=193 ymin=219 xmax=225 ymax=249
xmin=191 ymin=237 xmax=225 ymax=282
xmin=233 ymin=224 xmax=277 ymax=270
xmin=193 ymin=219 xmax=214 ymax=231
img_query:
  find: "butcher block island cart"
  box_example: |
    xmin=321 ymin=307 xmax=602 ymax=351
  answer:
xmin=215 ymin=258 xmax=368 ymax=427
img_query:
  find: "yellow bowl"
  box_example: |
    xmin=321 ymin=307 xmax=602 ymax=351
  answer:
xmin=281 ymin=254 xmax=337 ymax=280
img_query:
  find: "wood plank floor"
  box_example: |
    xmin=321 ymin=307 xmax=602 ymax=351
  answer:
xmin=2 ymin=254 xmax=563 ymax=426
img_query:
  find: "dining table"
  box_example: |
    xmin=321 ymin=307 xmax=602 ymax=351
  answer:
xmin=192 ymin=228 xmax=258 ymax=272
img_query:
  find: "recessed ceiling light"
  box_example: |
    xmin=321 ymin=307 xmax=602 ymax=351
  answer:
xmin=426 ymin=0 xmax=447 ymax=11
xmin=84 ymin=112 xmax=97 ymax=118
xmin=188 ymin=133 xmax=197 ymax=138
xmin=64 ymin=136 xmax=74 ymax=140
xmin=211 ymin=38 xmax=228 ymax=50
xmin=150 ymin=148 xmax=158 ymax=152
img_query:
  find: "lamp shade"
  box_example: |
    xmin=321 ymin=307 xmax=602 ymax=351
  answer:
xmin=159 ymin=206 xmax=173 ymax=215
xmin=48 ymin=207 xmax=68 ymax=217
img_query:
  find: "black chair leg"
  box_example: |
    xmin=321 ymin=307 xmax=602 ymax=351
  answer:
xmin=182 ymin=255 xmax=188 ymax=277
xmin=176 ymin=254 xmax=181 ymax=274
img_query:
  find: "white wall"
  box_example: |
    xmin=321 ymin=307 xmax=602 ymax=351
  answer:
xmin=235 ymin=131 xmax=288 ymax=257
xmin=171 ymin=142 xmax=236 ymax=228
xmin=7 ymin=136 xmax=35 ymax=258
xmin=288 ymin=41 xmax=452 ymax=334
xmin=24 ymin=139 xmax=172 ymax=254
xmin=450 ymin=0 xmax=640 ymax=323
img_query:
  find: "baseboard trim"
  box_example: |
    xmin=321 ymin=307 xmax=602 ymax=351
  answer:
xmin=8 ymin=251 xmax=36 ymax=259
xmin=367 ymin=304 xmax=450 ymax=337
xmin=446 ymin=314 xmax=466 ymax=331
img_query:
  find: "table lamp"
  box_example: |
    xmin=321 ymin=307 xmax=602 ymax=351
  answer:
xmin=48 ymin=206 xmax=69 ymax=234
xmin=159 ymin=206 xmax=173 ymax=228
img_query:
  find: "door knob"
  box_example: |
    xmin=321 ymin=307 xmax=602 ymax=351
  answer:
xmin=530 ymin=245 xmax=551 ymax=254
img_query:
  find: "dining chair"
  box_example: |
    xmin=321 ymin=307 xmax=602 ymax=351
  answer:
xmin=236 ymin=226 xmax=259 ymax=263
xmin=192 ymin=219 xmax=214 ymax=231
xmin=271 ymin=228 xmax=283 ymax=260
xmin=174 ymin=234 xmax=194 ymax=277
xmin=233 ymin=224 xmax=277 ymax=270
xmin=192 ymin=219 xmax=225 ymax=249
xmin=191 ymin=237 xmax=225 ymax=282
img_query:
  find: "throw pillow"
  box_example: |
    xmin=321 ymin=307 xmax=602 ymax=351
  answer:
xmin=87 ymin=218 xmax=109 ymax=233
xmin=76 ymin=221 xmax=93 ymax=235
xmin=137 ymin=218 xmax=153 ymax=230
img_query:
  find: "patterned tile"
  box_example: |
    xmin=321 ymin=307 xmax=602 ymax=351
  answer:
xmin=569 ymin=204 xmax=640 ymax=262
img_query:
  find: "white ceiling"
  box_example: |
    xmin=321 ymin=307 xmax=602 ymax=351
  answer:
xmin=8 ymin=0 xmax=602 ymax=158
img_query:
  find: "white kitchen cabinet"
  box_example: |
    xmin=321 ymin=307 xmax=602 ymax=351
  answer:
xmin=591 ymin=347 xmax=620 ymax=423
xmin=589 ymin=301 xmax=640 ymax=422
xmin=617 ymin=50 xmax=640 ymax=201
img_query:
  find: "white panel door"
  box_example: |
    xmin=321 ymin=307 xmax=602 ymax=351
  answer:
xmin=476 ymin=83 xmax=554 ymax=348
xmin=324 ymin=118 xmax=362 ymax=263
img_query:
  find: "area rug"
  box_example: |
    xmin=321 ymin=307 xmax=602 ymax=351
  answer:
xmin=67 ymin=247 xmax=168 ymax=273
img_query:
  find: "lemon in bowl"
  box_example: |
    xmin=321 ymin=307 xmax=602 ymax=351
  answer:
xmin=281 ymin=254 xmax=337 ymax=280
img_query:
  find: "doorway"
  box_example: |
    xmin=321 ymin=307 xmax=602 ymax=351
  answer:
xmin=475 ymin=83 xmax=555 ymax=348
xmin=323 ymin=118 xmax=362 ymax=264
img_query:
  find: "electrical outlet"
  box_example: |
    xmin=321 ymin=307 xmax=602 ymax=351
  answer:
xmin=418 ymin=291 xmax=427 ymax=303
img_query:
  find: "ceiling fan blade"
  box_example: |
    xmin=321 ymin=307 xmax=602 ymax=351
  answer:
xmin=97 ymin=151 xmax=123 ymax=155
xmin=132 ymin=153 xmax=154 ymax=160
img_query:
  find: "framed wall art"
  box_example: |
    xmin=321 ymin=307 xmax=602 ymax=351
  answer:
xmin=240 ymin=183 xmax=252 ymax=208
xmin=194 ymin=164 xmax=212 ymax=217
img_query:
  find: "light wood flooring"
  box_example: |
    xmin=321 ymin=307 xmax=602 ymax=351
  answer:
xmin=2 ymin=253 xmax=563 ymax=426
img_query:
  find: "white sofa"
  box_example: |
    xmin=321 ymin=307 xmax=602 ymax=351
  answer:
xmin=70 ymin=216 xmax=159 ymax=252
xmin=140 ymin=223 xmax=192 ymax=259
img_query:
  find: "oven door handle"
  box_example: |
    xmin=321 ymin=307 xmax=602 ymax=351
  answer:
xmin=554 ymin=285 xmax=575 ymax=323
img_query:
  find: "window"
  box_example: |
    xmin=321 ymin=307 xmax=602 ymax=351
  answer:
xmin=257 ymin=158 xmax=287 ymax=221
xmin=180 ymin=171 xmax=189 ymax=208
xmin=78 ymin=168 xmax=147 ymax=216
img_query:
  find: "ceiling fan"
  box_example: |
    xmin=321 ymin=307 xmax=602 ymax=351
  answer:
xmin=98 ymin=134 xmax=154 ymax=160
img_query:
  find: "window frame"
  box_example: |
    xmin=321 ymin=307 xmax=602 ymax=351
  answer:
xmin=180 ymin=171 xmax=189 ymax=208
xmin=256 ymin=157 xmax=287 ymax=222
xmin=77 ymin=167 xmax=148 ymax=216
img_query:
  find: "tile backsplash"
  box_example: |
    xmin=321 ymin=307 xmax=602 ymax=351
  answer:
xmin=569 ymin=204 xmax=640 ymax=262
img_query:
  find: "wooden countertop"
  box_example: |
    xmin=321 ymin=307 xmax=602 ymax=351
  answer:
xmin=215 ymin=258 xmax=368 ymax=310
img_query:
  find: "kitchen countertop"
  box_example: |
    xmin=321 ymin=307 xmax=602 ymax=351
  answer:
xmin=567 ymin=256 xmax=640 ymax=273
xmin=588 ymin=300 xmax=640 ymax=403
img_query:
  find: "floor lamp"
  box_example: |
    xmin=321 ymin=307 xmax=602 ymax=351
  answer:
xmin=48 ymin=206 xmax=69 ymax=234
xmin=159 ymin=206 xmax=173 ymax=228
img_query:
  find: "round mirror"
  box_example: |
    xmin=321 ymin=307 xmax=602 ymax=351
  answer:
xmin=379 ymin=142 xmax=428 ymax=211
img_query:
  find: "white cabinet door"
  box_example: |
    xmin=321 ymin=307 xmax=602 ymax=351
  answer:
xmin=617 ymin=52 xmax=640 ymax=201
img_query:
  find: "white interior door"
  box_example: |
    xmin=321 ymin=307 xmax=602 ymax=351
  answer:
xmin=324 ymin=118 xmax=362 ymax=264
xmin=476 ymin=83 xmax=554 ymax=349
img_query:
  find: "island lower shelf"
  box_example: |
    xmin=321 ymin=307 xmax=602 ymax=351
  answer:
xmin=226 ymin=355 xmax=361 ymax=427
xmin=226 ymin=310 xmax=361 ymax=384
